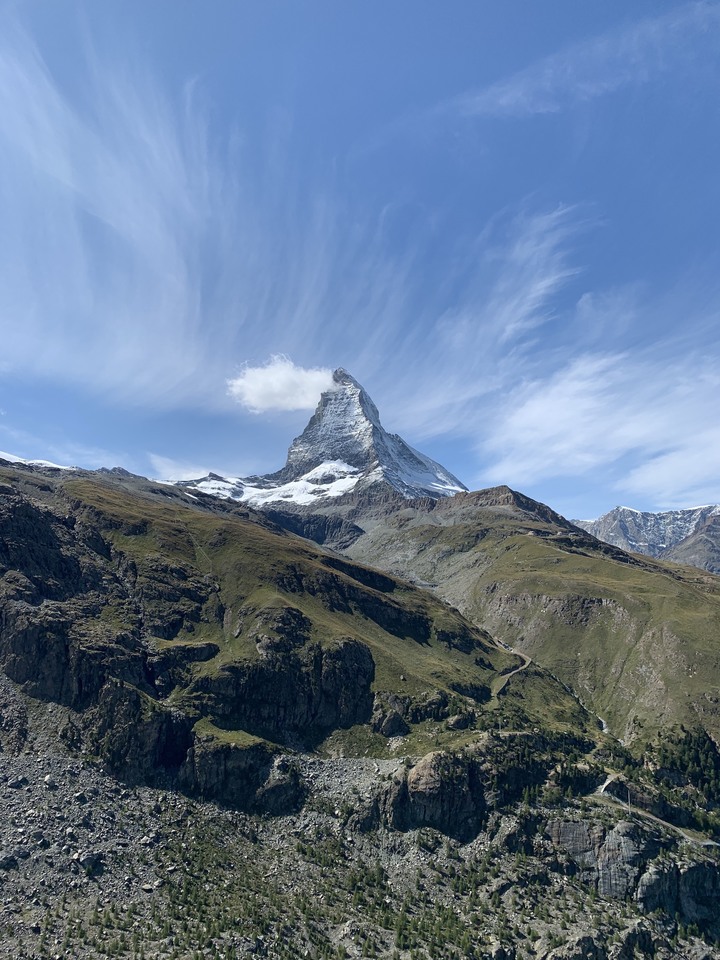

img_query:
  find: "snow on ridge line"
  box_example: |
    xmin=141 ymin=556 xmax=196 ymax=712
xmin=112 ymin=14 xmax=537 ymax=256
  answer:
xmin=0 ymin=450 xmax=74 ymax=470
xmin=581 ymin=503 xmax=720 ymax=523
xmin=173 ymin=452 xmax=465 ymax=507
xmin=301 ymin=460 xmax=359 ymax=480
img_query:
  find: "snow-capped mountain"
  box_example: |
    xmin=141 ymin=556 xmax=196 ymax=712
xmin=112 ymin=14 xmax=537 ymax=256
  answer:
xmin=177 ymin=368 xmax=467 ymax=507
xmin=574 ymin=504 xmax=720 ymax=559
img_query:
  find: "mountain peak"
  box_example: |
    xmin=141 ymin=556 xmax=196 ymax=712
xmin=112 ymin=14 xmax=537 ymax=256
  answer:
xmin=267 ymin=370 xmax=466 ymax=500
xmin=574 ymin=503 xmax=720 ymax=560
xmin=275 ymin=369 xmax=383 ymax=481
xmin=332 ymin=366 xmax=358 ymax=386
xmin=180 ymin=370 xmax=466 ymax=507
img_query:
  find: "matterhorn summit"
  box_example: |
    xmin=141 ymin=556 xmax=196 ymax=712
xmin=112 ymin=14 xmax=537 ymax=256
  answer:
xmin=179 ymin=368 xmax=466 ymax=507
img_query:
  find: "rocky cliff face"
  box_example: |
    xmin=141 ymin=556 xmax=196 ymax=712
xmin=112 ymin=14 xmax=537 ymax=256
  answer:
xmin=547 ymin=816 xmax=720 ymax=936
xmin=191 ymin=636 xmax=375 ymax=745
xmin=661 ymin=512 xmax=720 ymax=574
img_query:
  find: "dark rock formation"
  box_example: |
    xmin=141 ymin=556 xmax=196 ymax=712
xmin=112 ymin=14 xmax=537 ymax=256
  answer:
xmin=85 ymin=680 xmax=192 ymax=784
xmin=380 ymin=750 xmax=486 ymax=841
xmin=191 ymin=637 xmax=375 ymax=745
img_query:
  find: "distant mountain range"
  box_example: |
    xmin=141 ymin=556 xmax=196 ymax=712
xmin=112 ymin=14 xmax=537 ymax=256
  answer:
xmin=575 ymin=505 xmax=720 ymax=574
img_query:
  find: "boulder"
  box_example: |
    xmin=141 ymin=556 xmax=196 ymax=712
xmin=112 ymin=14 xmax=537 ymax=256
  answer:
xmin=383 ymin=750 xmax=486 ymax=840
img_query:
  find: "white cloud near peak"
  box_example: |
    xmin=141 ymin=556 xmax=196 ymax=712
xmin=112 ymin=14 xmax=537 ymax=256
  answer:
xmin=227 ymin=357 xmax=334 ymax=414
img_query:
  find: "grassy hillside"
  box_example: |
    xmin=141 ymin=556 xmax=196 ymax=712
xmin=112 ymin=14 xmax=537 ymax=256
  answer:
xmin=0 ymin=465 xmax=598 ymax=775
xmin=3 ymin=464 xmax=720 ymax=959
xmin=338 ymin=487 xmax=720 ymax=745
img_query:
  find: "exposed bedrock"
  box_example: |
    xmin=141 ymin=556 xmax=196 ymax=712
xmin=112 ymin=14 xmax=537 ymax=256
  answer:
xmin=191 ymin=637 xmax=375 ymax=744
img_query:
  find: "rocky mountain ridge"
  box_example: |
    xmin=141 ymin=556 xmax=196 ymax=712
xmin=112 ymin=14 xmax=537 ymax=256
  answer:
xmin=574 ymin=505 xmax=720 ymax=573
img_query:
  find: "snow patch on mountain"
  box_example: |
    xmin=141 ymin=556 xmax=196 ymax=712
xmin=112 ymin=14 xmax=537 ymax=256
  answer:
xmin=181 ymin=461 xmax=363 ymax=507
xmin=0 ymin=451 xmax=73 ymax=470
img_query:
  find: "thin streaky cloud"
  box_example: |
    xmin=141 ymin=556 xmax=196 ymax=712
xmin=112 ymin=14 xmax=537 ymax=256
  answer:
xmin=381 ymin=205 xmax=586 ymax=440
xmin=478 ymin=343 xmax=720 ymax=509
xmin=621 ymin=426 xmax=720 ymax=507
xmin=148 ymin=453 xmax=212 ymax=482
xmin=0 ymin=21 xmax=271 ymax=410
xmin=453 ymin=2 xmax=720 ymax=119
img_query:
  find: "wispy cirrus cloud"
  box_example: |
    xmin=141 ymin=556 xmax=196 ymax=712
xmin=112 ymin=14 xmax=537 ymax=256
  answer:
xmin=147 ymin=453 xmax=211 ymax=482
xmin=479 ymin=336 xmax=720 ymax=509
xmin=0 ymin=22 xmax=239 ymax=407
xmin=453 ymin=1 xmax=720 ymax=119
xmin=0 ymin=13 xmax=591 ymax=426
xmin=622 ymin=425 xmax=720 ymax=507
xmin=375 ymin=204 xmax=586 ymax=440
xmin=0 ymin=14 xmax=535 ymax=418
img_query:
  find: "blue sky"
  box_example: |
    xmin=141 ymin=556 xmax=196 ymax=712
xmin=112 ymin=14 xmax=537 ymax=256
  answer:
xmin=1 ymin=1 xmax=719 ymax=519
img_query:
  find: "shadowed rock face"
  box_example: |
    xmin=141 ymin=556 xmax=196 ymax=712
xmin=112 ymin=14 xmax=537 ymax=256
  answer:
xmin=371 ymin=750 xmax=487 ymax=841
xmin=191 ymin=637 xmax=375 ymax=746
xmin=404 ymin=751 xmax=486 ymax=840
xmin=635 ymin=858 xmax=720 ymax=931
xmin=0 ymin=498 xmax=87 ymax=601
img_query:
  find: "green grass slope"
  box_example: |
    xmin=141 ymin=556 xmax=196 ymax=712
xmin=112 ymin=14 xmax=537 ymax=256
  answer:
xmin=340 ymin=486 xmax=720 ymax=745
xmin=0 ymin=465 xmax=598 ymax=770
